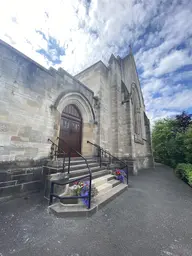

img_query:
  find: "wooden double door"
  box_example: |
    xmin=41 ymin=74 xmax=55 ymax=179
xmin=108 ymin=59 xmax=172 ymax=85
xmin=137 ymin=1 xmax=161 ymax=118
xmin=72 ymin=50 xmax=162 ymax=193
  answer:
xmin=58 ymin=105 xmax=82 ymax=157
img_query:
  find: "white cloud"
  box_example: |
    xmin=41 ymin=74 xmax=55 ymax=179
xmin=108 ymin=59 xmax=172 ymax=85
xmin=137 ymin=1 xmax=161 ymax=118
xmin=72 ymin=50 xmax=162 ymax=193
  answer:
xmin=0 ymin=0 xmax=192 ymax=123
xmin=153 ymin=50 xmax=192 ymax=76
xmin=171 ymin=71 xmax=192 ymax=82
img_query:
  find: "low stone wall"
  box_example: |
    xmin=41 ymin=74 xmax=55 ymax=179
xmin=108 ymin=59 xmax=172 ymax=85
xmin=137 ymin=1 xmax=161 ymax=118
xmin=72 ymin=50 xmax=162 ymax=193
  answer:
xmin=0 ymin=158 xmax=47 ymax=199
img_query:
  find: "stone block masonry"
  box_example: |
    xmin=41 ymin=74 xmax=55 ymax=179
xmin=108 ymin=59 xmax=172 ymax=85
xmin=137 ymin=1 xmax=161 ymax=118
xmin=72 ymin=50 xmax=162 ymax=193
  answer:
xmin=76 ymin=52 xmax=154 ymax=174
xmin=0 ymin=36 xmax=154 ymax=197
xmin=0 ymin=39 xmax=98 ymax=198
xmin=0 ymin=39 xmax=96 ymax=164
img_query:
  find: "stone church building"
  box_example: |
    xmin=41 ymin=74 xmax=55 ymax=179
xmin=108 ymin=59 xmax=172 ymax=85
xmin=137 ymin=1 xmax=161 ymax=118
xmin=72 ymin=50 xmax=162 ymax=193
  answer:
xmin=0 ymin=39 xmax=153 ymax=200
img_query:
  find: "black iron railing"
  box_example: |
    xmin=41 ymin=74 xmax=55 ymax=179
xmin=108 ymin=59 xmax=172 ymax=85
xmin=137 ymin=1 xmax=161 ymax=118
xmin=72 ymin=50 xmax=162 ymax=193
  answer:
xmin=48 ymin=137 xmax=92 ymax=209
xmin=48 ymin=138 xmax=66 ymax=172
xmin=49 ymin=174 xmax=92 ymax=208
xmin=87 ymin=141 xmax=128 ymax=184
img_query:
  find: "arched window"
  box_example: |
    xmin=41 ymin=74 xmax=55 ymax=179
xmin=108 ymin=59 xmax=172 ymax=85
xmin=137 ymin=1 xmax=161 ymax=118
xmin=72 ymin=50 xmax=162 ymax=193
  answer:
xmin=131 ymin=84 xmax=142 ymax=137
xmin=121 ymin=81 xmax=129 ymax=103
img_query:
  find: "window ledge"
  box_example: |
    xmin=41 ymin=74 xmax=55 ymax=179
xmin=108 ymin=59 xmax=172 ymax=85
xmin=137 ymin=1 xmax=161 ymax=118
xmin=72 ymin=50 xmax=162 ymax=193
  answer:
xmin=134 ymin=135 xmax=144 ymax=145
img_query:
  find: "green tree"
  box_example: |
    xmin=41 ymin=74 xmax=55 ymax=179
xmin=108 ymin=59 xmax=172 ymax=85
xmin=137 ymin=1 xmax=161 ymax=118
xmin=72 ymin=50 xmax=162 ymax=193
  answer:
xmin=175 ymin=111 xmax=192 ymax=133
xmin=184 ymin=124 xmax=192 ymax=163
xmin=152 ymin=115 xmax=189 ymax=168
xmin=152 ymin=119 xmax=177 ymax=166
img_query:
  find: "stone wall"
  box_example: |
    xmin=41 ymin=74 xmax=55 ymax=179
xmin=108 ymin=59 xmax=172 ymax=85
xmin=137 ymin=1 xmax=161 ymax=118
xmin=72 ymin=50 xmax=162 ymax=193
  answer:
xmin=75 ymin=61 xmax=112 ymax=152
xmin=0 ymin=39 xmax=153 ymax=174
xmin=0 ymin=40 xmax=96 ymax=164
xmin=112 ymin=54 xmax=154 ymax=172
xmin=76 ymin=52 xmax=154 ymax=172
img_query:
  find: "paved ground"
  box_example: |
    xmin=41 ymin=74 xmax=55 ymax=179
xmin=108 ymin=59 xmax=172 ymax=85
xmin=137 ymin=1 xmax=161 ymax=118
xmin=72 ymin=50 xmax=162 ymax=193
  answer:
xmin=0 ymin=165 xmax=192 ymax=256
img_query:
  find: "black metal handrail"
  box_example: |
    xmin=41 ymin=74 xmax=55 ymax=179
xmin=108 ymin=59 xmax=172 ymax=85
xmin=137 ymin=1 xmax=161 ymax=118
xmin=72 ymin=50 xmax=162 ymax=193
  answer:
xmin=49 ymin=174 xmax=92 ymax=208
xmin=48 ymin=137 xmax=92 ymax=209
xmin=87 ymin=140 xmax=128 ymax=184
xmin=57 ymin=137 xmax=92 ymax=176
xmin=48 ymin=138 xmax=66 ymax=172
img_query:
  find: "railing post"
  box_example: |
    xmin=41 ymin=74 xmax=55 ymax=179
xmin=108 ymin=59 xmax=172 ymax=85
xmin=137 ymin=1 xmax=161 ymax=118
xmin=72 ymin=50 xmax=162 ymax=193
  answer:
xmin=62 ymin=152 xmax=65 ymax=173
xmin=68 ymin=151 xmax=71 ymax=174
xmin=54 ymin=145 xmax=57 ymax=160
xmin=49 ymin=182 xmax=54 ymax=205
xmin=126 ymin=165 xmax=129 ymax=185
xmin=99 ymin=149 xmax=102 ymax=168
xmin=88 ymin=174 xmax=92 ymax=209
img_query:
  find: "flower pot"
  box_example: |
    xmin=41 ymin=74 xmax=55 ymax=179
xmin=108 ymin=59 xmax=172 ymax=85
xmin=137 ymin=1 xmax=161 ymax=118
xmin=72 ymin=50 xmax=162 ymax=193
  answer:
xmin=60 ymin=197 xmax=79 ymax=204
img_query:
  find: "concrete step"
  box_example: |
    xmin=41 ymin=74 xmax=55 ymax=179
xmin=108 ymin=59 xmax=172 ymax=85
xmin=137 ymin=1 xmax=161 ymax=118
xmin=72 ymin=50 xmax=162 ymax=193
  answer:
xmin=96 ymin=183 xmax=113 ymax=193
xmin=59 ymin=156 xmax=94 ymax=161
xmin=49 ymin=183 xmax=128 ymax=217
xmin=0 ymin=180 xmax=42 ymax=197
xmin=67 ymin=170 xmax=110 ymax=185
xmin=96 ymin=179 xmax=120 ymax=194
xmin=93 ymin=183 xmax=128 ymax=209
xmin=69 ymin=166 xmax=106 ymax=178
xmin=47 ymin=159 xmax=97 ymax=167
xmin=91 ymin=170 xmax=110 ymax=179
xmin=108 ymin=179 xmax=121 ymax=187
xmin=43 ymin=162 xmax=99 ymax=173
xmin=69 ymin=163 xmax=99 ymax=172
xmin=98 ymin=180 xmax=121 ymax=196
xmin=92 ymin=174 xmax=114 ymax=187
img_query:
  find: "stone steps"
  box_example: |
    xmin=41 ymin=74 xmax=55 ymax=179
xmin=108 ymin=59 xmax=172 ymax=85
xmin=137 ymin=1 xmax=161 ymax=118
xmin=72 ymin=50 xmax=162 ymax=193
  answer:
xmin=46 ymin=157 xmax=129 ymax=217
xmin=69 ymin=166 xmax=106 ymax=178
xmin=47 ymin=158 xmax=97 ymax=168
xmin=93 ymin=175 xmax=121 ymax=195
xmin=68 ymin=169 xmax=110 ymax=183
xmin=49 ymin=183 xmax=128 ymax=217
xmin=49 ymin=174 xmax=127 ymax=217
xmin=96 ymin=183 xmax=115 ymax=194
xmin=44 ymin=162 xmax=99 ymax=173
xmin=49 ymin=170 xmax=112 ymax=203
xmin=43 ymin=157 xmax=109 ymax=200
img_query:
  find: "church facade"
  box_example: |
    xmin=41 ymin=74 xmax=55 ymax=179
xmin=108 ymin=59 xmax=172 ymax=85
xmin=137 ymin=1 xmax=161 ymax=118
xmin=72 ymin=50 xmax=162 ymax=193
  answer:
xmin=0 ymin=39 xmax=153 ymax=179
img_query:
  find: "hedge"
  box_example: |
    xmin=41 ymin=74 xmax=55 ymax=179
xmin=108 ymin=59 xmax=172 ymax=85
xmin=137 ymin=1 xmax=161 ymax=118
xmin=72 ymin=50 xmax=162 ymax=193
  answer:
xmin=175 ymin=163 xmax=192 ymax=186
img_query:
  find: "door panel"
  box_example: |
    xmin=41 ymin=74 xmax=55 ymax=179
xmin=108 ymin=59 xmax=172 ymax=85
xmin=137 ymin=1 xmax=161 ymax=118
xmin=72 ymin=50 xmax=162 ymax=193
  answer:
xmin=58 ymin=105 xmax=82 ymax=157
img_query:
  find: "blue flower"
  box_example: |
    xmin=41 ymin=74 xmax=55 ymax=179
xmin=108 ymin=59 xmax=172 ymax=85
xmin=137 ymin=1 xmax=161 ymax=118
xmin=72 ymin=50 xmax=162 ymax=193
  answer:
xmin=80 ymin=190 xmax=89 ymax=207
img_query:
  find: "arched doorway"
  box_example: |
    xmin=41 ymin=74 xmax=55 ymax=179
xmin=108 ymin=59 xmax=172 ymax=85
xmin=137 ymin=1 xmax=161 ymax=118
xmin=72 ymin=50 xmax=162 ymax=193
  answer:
xmin=58 ymin=104 xmax=82 ymax=157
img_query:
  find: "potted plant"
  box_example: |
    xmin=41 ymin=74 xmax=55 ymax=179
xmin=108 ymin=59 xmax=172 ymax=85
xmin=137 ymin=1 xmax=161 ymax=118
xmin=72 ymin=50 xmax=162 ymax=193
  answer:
xmin=70 ymin=181 xmax=98 ymax=207
xmin=113 ymin=169 xmax=125 ymax=183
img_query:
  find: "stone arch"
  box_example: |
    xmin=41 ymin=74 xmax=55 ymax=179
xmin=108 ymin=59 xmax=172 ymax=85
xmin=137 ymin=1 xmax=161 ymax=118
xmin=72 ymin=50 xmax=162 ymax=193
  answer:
xmin=53 ymin=90 xmax=95 ymax=123
xmin=53 ymin=91 xmax=96 ymax=156
xmin=131 ymin=82 xmax=141 ymax=107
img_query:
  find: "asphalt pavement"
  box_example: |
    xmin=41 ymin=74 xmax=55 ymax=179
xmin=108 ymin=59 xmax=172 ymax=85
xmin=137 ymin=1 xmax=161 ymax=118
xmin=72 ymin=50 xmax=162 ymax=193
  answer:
xmin=0 ymin=164 xmax=192 ymax=256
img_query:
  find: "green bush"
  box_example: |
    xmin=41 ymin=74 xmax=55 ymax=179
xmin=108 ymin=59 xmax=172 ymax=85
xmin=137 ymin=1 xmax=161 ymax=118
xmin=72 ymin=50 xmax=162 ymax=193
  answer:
xmin=152 ymin=113 xmax=192 ymax=168
xmin=176 ymin=163 xmax=192 ymax=185
xmin=184 ymin=125 xmax=192 ymax=163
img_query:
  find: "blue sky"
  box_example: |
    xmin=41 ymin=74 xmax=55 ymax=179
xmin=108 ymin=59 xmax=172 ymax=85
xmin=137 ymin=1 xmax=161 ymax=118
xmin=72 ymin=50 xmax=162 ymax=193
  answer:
xmin=0 ymin=0 xmax=192 ymax=124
